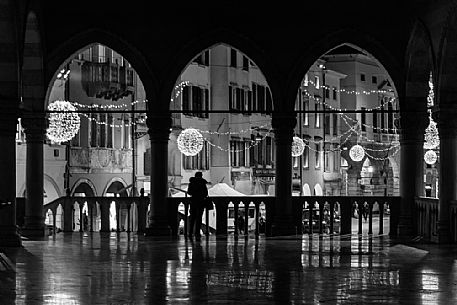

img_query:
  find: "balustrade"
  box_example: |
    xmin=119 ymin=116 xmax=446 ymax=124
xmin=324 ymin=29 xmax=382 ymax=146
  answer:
xmin=42 ymin=195 xmax=399 ymax=238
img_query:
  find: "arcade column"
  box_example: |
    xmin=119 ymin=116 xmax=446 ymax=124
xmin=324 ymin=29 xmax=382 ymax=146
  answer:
xmin=144 ymin=113 xmax=172 ymax=236
xmin=435 ymin=106 xmax=457 ymax=243
xmin=271 ymin=113 xmax=297 ymax=236
xmin=21 ymin=114 xmax=46 ymax=238
xmin=0 ymin=107 xmax=21 ymax=246
xmin=397 ymin=99 xmax=427 ymax=237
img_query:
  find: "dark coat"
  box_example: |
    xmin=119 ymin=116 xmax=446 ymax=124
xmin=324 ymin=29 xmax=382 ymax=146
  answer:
xmin=187 ymin=177 xmax=208 ymax=202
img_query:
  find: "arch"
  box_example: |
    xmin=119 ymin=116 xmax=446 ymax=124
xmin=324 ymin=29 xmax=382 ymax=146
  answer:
xmin=302 ymin=183 xmax=311 ymax=196
xmin=314 ymin=184 xmax=323 ymax=196
xmin=22 ymin=10 xmax=45 ymax=111
xmin=437 ymin=5 xmax=457 ymax=105
xmin=287 ymin=29 xmax=403 ymax=111
xmin=405 ymin=20 xmax=435 ymax=101
xmin=45 ymin=29 xmax=157 ymax=105
xmin=103 ymin=177 xmax=129 ymax=197
xmin=43 ymin=174 xmax=61 ymax=204
xmin=161 ymin=28 xmax=282 ymax=112
xmin=71 ymin=178 xmax=97 ymax=196
xmin=55 ymin=204 xmax=63 ymax=231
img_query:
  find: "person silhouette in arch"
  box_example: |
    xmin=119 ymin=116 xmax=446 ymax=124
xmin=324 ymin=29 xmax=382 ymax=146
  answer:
xmin=187 ymin=171 xmax=208 ymax=239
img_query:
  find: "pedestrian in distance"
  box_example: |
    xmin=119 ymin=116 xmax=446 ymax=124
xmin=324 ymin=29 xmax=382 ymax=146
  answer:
xmin=187 ymin=171 xmax=209 ymax=239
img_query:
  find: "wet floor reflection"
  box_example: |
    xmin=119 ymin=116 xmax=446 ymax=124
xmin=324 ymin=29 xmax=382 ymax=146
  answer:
xmin=1 ymin=233 xmax=457 ymax=304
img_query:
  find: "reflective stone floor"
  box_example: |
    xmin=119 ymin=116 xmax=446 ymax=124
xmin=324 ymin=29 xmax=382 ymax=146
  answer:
xmin=1 ymin=233 xmax=457 ymax=304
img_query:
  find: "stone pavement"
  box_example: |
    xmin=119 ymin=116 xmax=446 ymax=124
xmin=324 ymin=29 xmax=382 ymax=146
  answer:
xmin=1 ymin=232 xmax=457 ymax=304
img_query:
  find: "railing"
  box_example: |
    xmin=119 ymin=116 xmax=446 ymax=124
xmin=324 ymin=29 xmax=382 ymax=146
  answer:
xmin=42 ymin=195 xmax=400 ymax=237
xmin=415 ymin=197 xmax=438 ymax=242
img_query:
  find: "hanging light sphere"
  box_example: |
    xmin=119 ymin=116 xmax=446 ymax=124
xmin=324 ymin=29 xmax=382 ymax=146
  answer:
xmin=46 ymin=100 xmax=80 ymax=143
xmin=349 ymin=144 xmax=365 ymax=162
xmin=424 ymin=149 xmax=437 ymax=165
xmin=177 ymin=128 xmax=204 ymax=156
xmin=291 ymin=136 xmax=305 ymax=157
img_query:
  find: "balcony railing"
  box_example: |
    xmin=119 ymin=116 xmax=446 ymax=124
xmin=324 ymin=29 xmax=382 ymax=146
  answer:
xmin=415 ymin=197 xmax=439 ymax=242
xmin=42 ymin=195 xmax=400 ymax=237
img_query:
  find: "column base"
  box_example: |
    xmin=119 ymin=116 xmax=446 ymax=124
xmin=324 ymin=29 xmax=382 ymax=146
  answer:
xmin=436 ymin=222 xmax=452 ymax=244
xmin=271 ymin=216 xmax=298 ymax=237
xmin=144 ymin=224 xmax=172 ymax=237
xmin=21 ymin=225 xmax=46 ymax=240
xmin=396 ymin=216 xmax=414 ymax=238
xmin=0 ymin=226 xmax=22 ymax=247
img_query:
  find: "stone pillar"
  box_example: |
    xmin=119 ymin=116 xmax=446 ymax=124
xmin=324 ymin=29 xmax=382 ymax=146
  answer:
xmin=435 ymin=106 xmax=457 ymax=243
xmin=21 ymin=114 xmax=46 ymax=238
xmin=397 ymin=100 xmax=427 ymax=237
xmin=271 ymin=113 xmax=297 ymax=236
xmin=0 ymin=108 xmax=21 ymax=246
xmin=144 ymin=113 xmax=171 ymax=236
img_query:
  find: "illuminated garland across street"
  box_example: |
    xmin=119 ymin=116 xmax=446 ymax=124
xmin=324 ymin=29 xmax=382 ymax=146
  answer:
xmin=46 ymin=100 xmax=80 ymax=143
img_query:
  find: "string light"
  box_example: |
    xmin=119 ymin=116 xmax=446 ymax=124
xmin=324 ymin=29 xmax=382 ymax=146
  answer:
xmin=46 ymin=100 xmax=80 ymax=143
xmin=177 ymin=128 xmax=204 ymax=156
xmin=424 ymin=73 xmax=439 ymax=163
xmin=292 ymin=136 xmax=305 ymax=157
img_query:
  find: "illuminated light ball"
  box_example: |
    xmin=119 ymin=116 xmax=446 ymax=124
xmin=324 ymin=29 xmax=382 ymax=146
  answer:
xmin=177 ymin=128 xmax=204 ymax=156
xmin=291 ymin=136 xmax=305 ymax=157
xmin=424 ymin=150 xmax=437 ymax=165
xmin=349 ymin=144 xmax=365 ymax=162
xmin=46 ymin=100 xmax=80 ymax=143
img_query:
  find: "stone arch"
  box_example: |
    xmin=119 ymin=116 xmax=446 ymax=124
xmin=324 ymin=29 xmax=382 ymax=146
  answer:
xmin=437 ymin=5 xmax=457 ymax=105
xmin=405 ymin=20 xmax=435 ymax=106
xmin=71 ymin=178 xmax=97 ymax=197
xmin=161 ymin=28 xmax=281 ymax=112
xmin=314 ymin=184 xmax=323 ymax=196
xmin=43 ymin=174 xmax=61 ymax=204
xmin=44 ymin=28 xmax=158 ymax=108
xmin=103 ymin=177 xmax=129 ymax=197
xmin=287 ymin=29 xmax=403 ymax=111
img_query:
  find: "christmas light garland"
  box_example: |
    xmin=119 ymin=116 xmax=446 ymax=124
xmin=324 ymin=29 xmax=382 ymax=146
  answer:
xmin=46 ymin=100 xmax=80 ymax=143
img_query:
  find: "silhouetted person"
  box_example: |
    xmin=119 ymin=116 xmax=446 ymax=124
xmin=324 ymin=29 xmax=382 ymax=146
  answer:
xmin=187 ymin=171 xmax=208 ymax=239
xmin=237 ymin=213 xmax=245 ymax=234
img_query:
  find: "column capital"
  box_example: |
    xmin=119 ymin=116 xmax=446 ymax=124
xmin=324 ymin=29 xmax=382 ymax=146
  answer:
xmin=146 ymin=113 xmax=171 ymax=142
xmin=22 ymin=113 xmax=47 ymax=143
xmin=433 ymin=106 xmax=457 ymax=137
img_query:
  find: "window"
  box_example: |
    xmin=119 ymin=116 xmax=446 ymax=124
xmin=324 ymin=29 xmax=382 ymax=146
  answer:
xmin=183 ymin=142 xmax=210 ymax=170
xmin=372 ymin=76 xmax=377 ymax=84
xmin=324 ymin=107 xmax=330 ymax=135
xmin=332 ymin=87 xmax=337 ymax=100
xmin=333 ymin=143 xmax=339 ymax=171
xmin=380 ymin=104 xmax=385 ymax=131
xmin=360 ymin=73 xmax=366 ymax=82
xmin=361 ymin=107 xmax=366 ymax=132
xmin=247 ymin=90 xmax=252 ymax=114
xmin=242 ymin=56 xmax=249 ymax=71
xmin=230 ymin=48 xmax=237 ymax=68
xmin=324 ymin=143 xmax=330 ymax=172
xmin=90 ymin=113 xmax=98 ymax=147
xmin=314 ymin=76 xmax=320 ymax=89
xmin=107 ymin=114 xmax=113 ymax=148
xmin=325 ymin=87 xmax=330 ymax=99
xmin=304 ymin=74 xmax=309 ymax=86
xmin=258 ymin=84 xmax=266 ymax=113
xmin=265 ymin=136 xmax=273 ymax=165
xmin=293 ymin=157 xmax=298 ymax=168
xmin=315 ymin=143 xmax=321 ymax=169
xmin=388 ymin=102 xmax=394 ymax=132
xmin=332 ymin=113 xmax=338 ymax=136
xmin=250 ymin=134 xmax=257 ymax=166
xmin=315 ymin=103 xmax=320 ymax=128
xmin=252 ymin=83 xmax=258 ymax=112
xmin=100 ymin=113 xmax=106 ymax=147
xmin=182 ymin=86 xmax=191 ymax=115
xmin=303 ymin=144 xmax=309 ymax=169
xmin=373 ymin=109 xmax=378 ymax=133
xmin=230 ymin=139 xmax=248 ymax=167
xmin=303 ymin=96 xmax=309 ymax=126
